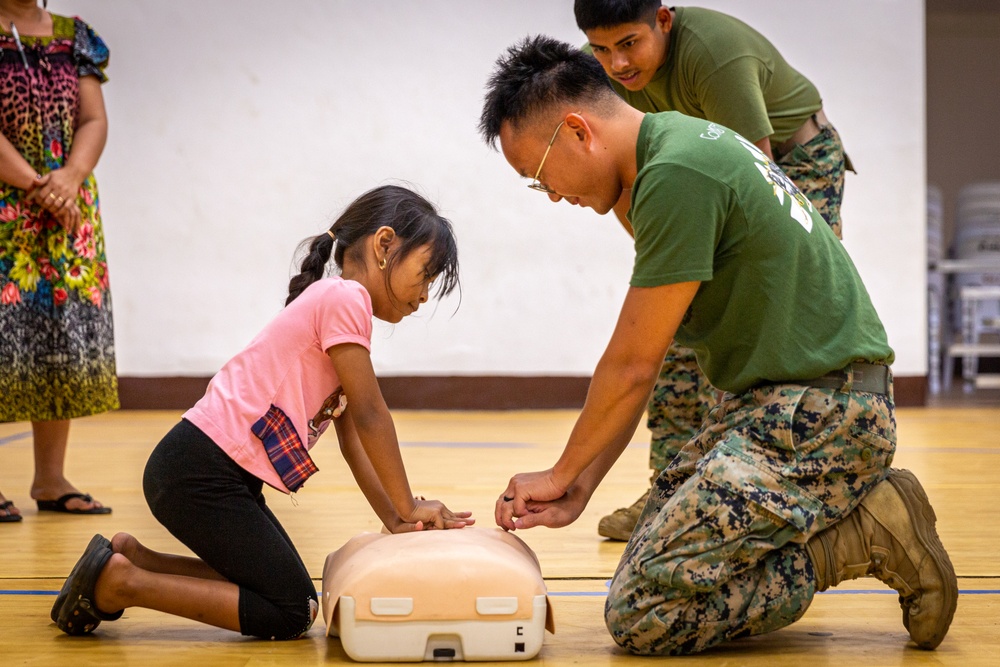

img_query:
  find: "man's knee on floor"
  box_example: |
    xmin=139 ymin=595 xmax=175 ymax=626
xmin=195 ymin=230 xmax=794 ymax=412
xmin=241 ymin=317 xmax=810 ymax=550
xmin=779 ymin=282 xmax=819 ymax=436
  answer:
xmin=604 ymin=598 xmax=688 ymax=656
xmin=604 ymin=592 xmax=648 ymax=653
xmin=603 ymin=549 xmax=733 ymax=655
xmin=604 ymin=578 xmax=671 ymax=654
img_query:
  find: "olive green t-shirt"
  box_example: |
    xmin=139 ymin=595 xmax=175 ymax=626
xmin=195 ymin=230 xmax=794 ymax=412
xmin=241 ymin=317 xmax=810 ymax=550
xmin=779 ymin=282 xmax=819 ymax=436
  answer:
xmin=586 ymin=6 xmax=821 ymax=143
xmin=630 ymin=112 xmax=892 ymax=393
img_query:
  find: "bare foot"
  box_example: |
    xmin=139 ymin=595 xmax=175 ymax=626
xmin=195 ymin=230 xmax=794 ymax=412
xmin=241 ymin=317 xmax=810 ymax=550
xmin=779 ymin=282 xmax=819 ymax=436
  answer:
xmin=110 ymin=532 xmax=144 ymax=564
xmin=93 ymin=552 xmax=131 ymax=615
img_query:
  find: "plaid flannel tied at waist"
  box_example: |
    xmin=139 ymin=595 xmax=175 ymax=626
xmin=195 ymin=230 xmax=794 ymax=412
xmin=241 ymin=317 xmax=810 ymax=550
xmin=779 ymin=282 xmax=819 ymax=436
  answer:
xmin=251 ymin=405 xmax=319 ymax=492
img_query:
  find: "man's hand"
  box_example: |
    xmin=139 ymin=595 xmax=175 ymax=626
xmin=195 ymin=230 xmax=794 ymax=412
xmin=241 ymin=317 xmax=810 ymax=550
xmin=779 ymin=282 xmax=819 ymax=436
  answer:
xmin=495 ymin=468 xmax=568 ymax=531
xmin=499 ymin=483 xmax=590 ymax=531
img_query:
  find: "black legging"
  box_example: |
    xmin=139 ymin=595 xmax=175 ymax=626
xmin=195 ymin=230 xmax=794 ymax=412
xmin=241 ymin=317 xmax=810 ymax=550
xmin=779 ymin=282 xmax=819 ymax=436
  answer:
xmin=143 ymin=419 xmax=317 ymax=639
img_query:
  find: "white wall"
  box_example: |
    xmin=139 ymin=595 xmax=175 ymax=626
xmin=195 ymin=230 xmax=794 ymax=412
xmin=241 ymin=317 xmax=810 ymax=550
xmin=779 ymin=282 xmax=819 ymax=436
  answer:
xmin=56 ymin=0 xmax=926 ymax=378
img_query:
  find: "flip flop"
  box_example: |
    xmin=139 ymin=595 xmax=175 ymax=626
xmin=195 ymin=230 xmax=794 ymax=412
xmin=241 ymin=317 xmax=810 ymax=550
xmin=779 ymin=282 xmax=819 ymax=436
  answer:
xmin=50 ymin=534 xmax=111 ymax=623
xmin=0 ymin=500 xmax=23 ymax=523
xmin=36 ymin=493 xmax=112 ymax=515
xmin=54 ymin=535 xmax=123 ymax=635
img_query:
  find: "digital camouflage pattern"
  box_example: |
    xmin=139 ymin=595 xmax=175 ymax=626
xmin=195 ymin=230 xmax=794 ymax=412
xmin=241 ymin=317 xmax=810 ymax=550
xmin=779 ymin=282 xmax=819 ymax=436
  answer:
xmin=775 ymin=123 xmax=850 ymax=240
xmin=609 ymin=374 xmax=895 ymax=655
xmin=646 ymin=342 xmax=717 ymax=475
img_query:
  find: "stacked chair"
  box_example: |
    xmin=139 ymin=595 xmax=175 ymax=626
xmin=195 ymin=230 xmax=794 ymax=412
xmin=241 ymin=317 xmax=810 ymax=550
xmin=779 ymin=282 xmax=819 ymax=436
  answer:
xmin=927 ymin=185 xmax=945 ymax=394
xmin=946 ymin=182 xmax=1000 ymax=392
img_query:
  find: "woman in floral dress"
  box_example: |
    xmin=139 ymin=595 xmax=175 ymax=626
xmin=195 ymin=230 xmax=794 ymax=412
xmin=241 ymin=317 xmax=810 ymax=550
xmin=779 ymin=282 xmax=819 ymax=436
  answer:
xmin=0 ymin=0 xmax=116 ymax=520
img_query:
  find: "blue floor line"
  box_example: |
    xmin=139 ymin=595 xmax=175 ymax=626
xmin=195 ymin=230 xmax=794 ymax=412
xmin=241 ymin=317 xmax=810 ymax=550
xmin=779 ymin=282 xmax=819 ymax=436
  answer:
xmin=399 ymin=441 xmax=535 ymax=449
xmin=3 ymin=589 xmax=997 ymax=597
xmin=545 ymin=590 xmax=999 ymax=597
xmin=0 ymin=431 xmax=31 ymax=446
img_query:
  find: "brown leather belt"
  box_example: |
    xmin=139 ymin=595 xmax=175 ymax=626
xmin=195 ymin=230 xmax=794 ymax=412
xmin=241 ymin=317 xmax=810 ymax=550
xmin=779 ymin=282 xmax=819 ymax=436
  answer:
xmin=775 ymin=109 xmax=828 ymax=155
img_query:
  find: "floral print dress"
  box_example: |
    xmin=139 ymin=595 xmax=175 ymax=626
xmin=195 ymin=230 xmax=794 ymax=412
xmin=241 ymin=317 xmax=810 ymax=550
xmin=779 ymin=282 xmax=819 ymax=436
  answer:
xmin=0 ymin=14 xmax=117 ymax=421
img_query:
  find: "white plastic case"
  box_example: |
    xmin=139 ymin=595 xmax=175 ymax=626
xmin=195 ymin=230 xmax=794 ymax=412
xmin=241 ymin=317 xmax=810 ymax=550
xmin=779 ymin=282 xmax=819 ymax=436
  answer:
xmin=322 ymin=528 xmax=554 ymax=661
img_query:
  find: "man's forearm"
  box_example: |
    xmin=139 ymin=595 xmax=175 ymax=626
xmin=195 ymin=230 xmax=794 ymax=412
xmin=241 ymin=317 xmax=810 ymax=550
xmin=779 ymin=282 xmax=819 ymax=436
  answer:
xmin=551 ymin=351 xmax=658 ymax=491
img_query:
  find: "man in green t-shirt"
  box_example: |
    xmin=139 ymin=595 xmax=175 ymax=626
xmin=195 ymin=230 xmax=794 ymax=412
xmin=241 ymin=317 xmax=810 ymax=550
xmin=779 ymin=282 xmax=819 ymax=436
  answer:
xmin=479 ymin=36 xmax=955 ymax=655
xmin=575 ymin=0 xmax=855 ymax=541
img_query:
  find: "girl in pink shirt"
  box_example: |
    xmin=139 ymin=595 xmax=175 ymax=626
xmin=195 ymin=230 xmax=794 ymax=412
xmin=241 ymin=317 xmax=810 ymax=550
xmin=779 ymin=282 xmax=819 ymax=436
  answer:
xmin=52 ymin=185 xmax=473 ymax=639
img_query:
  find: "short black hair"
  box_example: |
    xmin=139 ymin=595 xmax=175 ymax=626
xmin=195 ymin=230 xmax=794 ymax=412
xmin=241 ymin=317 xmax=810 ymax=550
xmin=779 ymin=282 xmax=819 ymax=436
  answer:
xmin=574 ymin=0 xmax=662 ymax=32
xmin=479 ymin=35 xmax=615 ymax=149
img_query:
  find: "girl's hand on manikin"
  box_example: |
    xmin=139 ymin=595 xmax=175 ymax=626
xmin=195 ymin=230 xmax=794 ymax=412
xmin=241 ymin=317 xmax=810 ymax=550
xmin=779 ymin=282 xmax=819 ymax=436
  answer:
xmin=391 ymin=498 xmax=475 ymax=532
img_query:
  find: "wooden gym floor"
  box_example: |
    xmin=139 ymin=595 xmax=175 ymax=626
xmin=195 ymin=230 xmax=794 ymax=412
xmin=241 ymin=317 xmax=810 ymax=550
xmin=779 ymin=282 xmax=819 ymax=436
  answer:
xmin=1 ymin=406 xmax=998 ymax=666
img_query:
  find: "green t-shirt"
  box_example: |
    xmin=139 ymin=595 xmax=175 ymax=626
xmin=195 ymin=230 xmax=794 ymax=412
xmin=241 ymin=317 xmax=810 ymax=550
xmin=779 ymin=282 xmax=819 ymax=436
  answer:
xmin=630 ymin=112 xmax=893 ymax=393
xmin=586 ymin=7 xmax=821 ymax=143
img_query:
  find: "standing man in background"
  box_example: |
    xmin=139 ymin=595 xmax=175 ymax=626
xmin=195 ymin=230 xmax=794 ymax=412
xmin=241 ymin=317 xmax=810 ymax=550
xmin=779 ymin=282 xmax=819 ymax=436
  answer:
xmin=575 ymin=1 xmax=855 ymax=541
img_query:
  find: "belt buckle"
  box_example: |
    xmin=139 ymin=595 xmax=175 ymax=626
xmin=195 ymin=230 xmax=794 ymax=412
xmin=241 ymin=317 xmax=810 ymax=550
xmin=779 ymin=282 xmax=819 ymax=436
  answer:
xmin=850 ymin=362 xmax=886 ymax=394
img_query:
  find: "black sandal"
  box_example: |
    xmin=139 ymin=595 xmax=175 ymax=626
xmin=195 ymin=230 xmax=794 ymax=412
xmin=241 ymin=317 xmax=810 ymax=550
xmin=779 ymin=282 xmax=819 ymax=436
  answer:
xmin=0 ymin=500 xmax=22 ymax=523
xmin=50 ymin=534 xmax=111 ymax=623
xmin=36 ymin=492 xmax=112 ymax=515
xmin=54 ymin=534 xmax=123 ymax=635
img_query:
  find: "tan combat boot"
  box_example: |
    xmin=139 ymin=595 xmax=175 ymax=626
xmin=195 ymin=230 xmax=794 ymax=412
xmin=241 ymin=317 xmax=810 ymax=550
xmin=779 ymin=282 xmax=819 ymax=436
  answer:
xmin=805 ymin=469 xmax=958 ymax=649
xmin=598 ymin=488 xmax=650 ymax=541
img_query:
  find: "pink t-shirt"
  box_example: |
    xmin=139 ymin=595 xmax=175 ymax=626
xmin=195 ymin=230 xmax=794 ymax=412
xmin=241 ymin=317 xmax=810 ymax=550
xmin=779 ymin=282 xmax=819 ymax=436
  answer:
xmin=184 ymin=277 xmax=373 ymax=493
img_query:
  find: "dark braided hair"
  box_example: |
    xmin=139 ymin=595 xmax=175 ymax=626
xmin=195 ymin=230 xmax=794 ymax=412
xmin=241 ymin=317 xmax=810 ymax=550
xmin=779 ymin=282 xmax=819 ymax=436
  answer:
xmin=286 ymin=185 xmax=459 ymax=306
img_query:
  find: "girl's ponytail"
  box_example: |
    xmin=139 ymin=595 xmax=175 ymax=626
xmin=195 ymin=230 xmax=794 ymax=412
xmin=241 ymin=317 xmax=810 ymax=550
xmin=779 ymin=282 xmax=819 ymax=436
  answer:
xmin=285 ymin=230 xmax=336 ymax=306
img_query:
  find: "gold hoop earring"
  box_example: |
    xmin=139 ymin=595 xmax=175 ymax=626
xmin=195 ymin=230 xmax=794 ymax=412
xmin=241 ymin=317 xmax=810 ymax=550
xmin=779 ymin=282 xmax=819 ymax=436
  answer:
xmin=378 ymin=257 xmax=387 ymax=270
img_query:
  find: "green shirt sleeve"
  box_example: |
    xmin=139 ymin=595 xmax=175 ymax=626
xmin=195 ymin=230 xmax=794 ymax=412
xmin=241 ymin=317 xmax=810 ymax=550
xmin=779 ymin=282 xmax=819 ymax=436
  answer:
xmin=630 ymin=164 xmax=729 ymax=288
xmin=697 ymin=57 xmax=773 ymax=142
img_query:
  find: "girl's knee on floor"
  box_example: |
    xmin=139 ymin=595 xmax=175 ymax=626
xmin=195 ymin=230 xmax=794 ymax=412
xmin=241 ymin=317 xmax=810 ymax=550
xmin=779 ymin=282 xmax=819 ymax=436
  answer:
xmin=240 ymin=584 xmax=318 ymax=640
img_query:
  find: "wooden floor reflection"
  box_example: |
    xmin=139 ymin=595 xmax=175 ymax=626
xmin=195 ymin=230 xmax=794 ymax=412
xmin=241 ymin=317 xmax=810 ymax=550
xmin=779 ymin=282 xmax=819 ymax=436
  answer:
xmin=1 ymin=407 xmax=997 ymax=665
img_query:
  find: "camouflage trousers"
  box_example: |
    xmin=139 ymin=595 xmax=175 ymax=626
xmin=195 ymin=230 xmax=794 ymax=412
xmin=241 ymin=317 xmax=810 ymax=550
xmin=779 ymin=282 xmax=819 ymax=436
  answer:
xmin=775 ymin=121 xmax=851 ymax=240
xmin=608 ymin=373 xmax=896 ymax=655
xmin=646 ymin=123 xmax=851 ymax=476
xmin=646 ymin=343 xmax=717 ymax=475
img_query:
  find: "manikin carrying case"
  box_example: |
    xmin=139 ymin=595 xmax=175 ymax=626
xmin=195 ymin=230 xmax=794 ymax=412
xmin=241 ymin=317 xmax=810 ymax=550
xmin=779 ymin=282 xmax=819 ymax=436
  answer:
xmin=322 ymin=528 xmax=554 ymax=661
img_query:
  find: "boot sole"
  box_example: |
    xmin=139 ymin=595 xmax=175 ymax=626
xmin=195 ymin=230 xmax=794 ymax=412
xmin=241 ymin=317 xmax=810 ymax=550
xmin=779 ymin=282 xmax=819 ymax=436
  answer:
xmin=886 ymin=469 xmax=958 ymax=650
